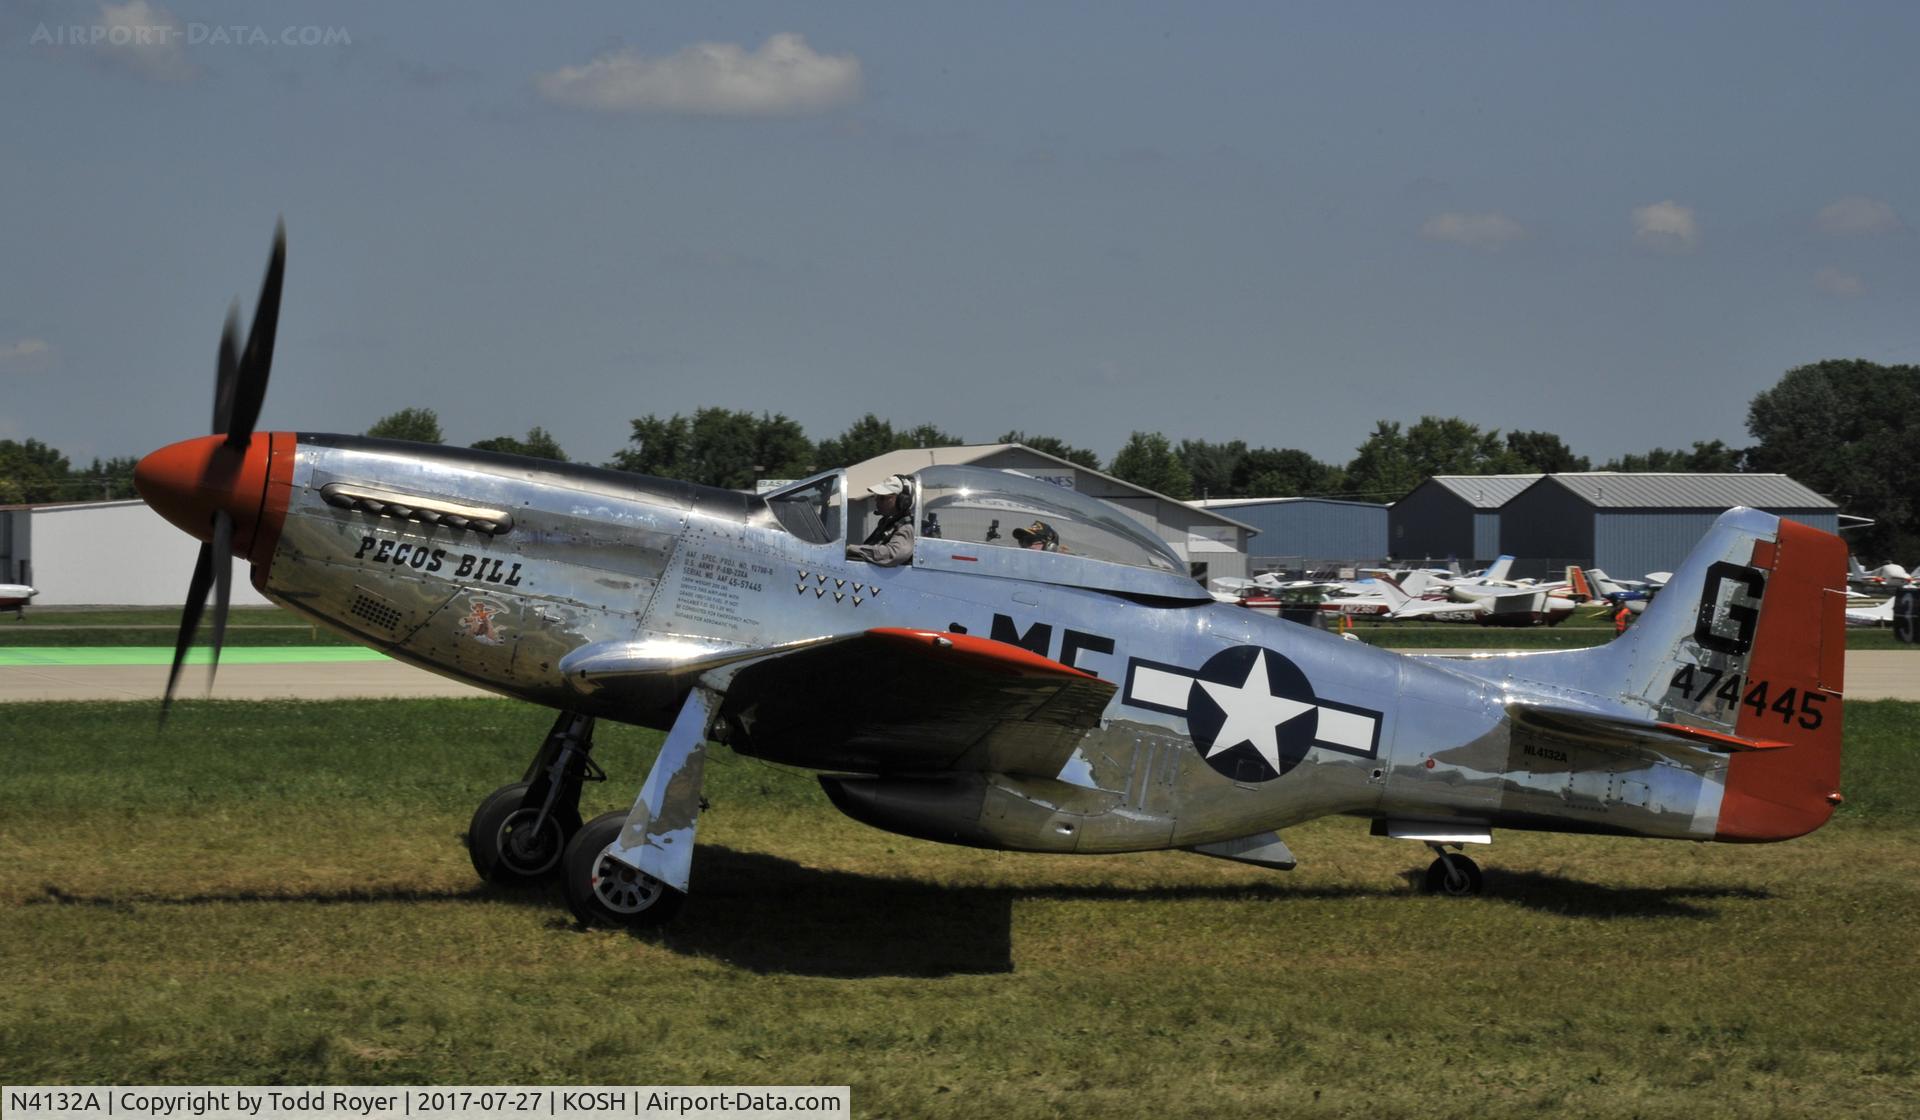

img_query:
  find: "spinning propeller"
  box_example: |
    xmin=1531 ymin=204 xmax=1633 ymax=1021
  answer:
xmin=133 ymin=222 xmax=285 ymax=720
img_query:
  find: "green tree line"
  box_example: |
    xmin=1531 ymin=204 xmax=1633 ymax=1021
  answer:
xmin=0 ymin=440 xmax=141 ymax=503
xmin=6 ymin=360 xmax=1914 ymax=560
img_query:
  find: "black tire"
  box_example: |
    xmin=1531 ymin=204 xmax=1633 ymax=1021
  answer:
xmin=562 ymin=811 xmax=686 ymax=928
xmin=467 ymin=781 xmax=580 ymax=885
xmin=1423 ymin=853 xmax=1484 ymax=897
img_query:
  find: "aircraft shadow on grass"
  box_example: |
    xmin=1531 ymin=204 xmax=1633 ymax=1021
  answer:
xmin=566 ymin=846 xmax=1370 ymax=978
xmin=31 ymin=851 xmax=1772 ymax=980
xmin=32 ymin=881 xmax=556 ymax=913
xmin=1437 ymin=867 xmax=1773 ymax=919
xmin=563 ymin=848 xmax=1775 ymax=977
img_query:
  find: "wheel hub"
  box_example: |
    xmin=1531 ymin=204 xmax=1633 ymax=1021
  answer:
xmin=591 ymin=848 xmax=664 ymax=914
xmin=498 ymin=809 xmax=563 ymax=876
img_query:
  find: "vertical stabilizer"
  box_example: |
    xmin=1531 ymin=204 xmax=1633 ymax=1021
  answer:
xmin=1596 ymin=509 xmax=1846 ymax=841
xmin=1373 ymin=575 xmax=1412 ymax=610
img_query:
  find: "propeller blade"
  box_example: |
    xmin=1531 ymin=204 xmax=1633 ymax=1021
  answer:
xmin=207 ymin=510 xmax=234 ymax=684
xmin=164 ymin=222 xmax=283 ymax=726
xmin=212 ymin=304 xmax=240 ymax=436
xmin=225 ymin=220 xmax=285 ymax=448
xmin=162 ymin=539 xmax=216 ymax=723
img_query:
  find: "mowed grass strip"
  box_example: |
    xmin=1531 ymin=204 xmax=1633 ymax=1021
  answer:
xmin=0 ymin=606 xmax=353 ymax=647
xmin=1 ymin=699 xmax=1917 ymax=1118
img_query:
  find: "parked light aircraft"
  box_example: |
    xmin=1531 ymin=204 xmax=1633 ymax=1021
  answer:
xmin=1845 ymin=597 xmax=1896 ymax=628
xmin=134 ymin=229 xmax=1853 ymax=925
xmin=0 ymin=583 xmax=35 ymax=617
xmin=1580 ymin=568 xmax=1661 ymax=617
xmin=1371 ymin=576 xmax=1575 ymax=626
xmin=1324 ymin=561 xmax=1578 ymax=626
xmin=1849 ymin=557 xmax=1914 ymax=591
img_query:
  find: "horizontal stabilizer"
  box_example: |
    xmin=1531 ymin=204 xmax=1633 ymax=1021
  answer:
xmin=1506 ymin=702 xmax=1793 ymax=755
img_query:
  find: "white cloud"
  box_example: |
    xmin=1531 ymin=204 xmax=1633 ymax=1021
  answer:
xmin=536 ymin=33 xmax=861 ymax=116
xmin=1418 ymin=212 xmax=1526 ymax=250
xmin=1815 ymin=196 xmax=1903 ymax=237
xmin=1631 ymin=200 xmax=1698 ymax=253
xmin=0 ymin=339 xmax=51 ymax=363
xmin=1813 ymin=267 xmax=1865 ymax=297
xmin=96 ymin=1 xmax=197 ymax=83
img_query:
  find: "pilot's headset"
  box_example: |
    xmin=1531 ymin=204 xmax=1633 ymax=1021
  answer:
xmin=867 ymin=474 xmax=913 ymax=519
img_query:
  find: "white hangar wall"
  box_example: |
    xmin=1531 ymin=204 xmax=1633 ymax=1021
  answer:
xmin=5 ymin=500 xmax=271 ymax=607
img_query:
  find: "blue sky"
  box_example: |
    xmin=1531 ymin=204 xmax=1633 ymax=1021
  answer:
xmin=3 ymin=1 xmax=1916 ymax=469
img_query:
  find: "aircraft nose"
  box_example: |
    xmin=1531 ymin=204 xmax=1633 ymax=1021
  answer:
xmin=135 ymin=434 xmax=273 ymax=555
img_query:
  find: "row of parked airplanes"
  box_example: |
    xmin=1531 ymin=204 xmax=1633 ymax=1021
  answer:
xmin=0 ymin=555 xmax=1912 ymax=630
xmin=1210 ymin=556 xmax=1918 ymax=629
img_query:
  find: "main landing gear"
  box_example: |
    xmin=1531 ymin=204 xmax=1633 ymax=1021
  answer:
xmin=466 ymin=696 xmax=711 ymax=928
xmin=1422 ymin=842 xmax=1484 ymax=897
xmin=467 ymin=712 xmax=604 ymax=885
xmin=558 ymin=686 xmax=716 ymax=929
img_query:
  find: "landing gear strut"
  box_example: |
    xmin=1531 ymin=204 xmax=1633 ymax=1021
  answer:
xmin=1422 ymin=842 xmax=1483 ymax=897
xmin=562 ymin=686 xmax=715 ymax=928
xmin=467 ymin=711 xmax=602 ymax=884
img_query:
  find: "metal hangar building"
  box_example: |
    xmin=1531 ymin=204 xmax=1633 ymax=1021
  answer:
xmin=1498 ymin=472 xmax=1839 ymax=580
xmin=1388 ymin=474 xmax=1542 ymax=568
xmin=1190 ymin=497 xmax=1388 ymax=578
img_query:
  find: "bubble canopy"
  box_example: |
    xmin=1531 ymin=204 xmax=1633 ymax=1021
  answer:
xmin=911 ymin=466 xmax=1205 ymax=599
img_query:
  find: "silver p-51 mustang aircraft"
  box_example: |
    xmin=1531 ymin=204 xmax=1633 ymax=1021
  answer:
xmin=135 ymin=230 xmax=1850 ymax=926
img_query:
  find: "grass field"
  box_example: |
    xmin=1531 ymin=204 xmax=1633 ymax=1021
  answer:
xmin=1 ymin=699 xmax=1916 ymax=1117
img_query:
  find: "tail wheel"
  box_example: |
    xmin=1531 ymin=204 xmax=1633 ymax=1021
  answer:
xmin=562 ymin=811 xmax=686 ymax=928
xmin=467 ymin=781 xmax=580 ymax=884
xmin=1423 ymin=853 xmax=1484 ymax=897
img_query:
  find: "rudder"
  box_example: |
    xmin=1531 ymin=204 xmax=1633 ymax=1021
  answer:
xmin=1715 ymin=519 xmax=1848 ymax=840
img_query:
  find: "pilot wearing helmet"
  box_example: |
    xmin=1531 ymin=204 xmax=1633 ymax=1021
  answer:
xmin=1012 ymin=520 xmax=1061 ymax=551
xmin=847 ymin=474 xmax=916 ymax=566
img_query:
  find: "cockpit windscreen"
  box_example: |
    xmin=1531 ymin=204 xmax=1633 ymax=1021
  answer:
xmin=915 ymin=466 xmax=1183 ymax=574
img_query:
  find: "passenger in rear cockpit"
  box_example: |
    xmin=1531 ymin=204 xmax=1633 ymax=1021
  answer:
xmin=847 ymin=475 xmax=916 ymax=566
xmin=1012 ymin=520 xmax=1061 ymax=552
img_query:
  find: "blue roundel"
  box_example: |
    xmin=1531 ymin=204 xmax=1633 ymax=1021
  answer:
xmin=1185 ymin=645 xmax=1321 ymax=783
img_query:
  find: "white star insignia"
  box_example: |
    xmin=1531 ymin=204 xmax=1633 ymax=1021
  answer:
xmin=1198 ymin=650 xmax=1315 ymax=772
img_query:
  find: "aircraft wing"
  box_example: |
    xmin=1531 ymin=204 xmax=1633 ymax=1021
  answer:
xmin=1479 ymin=588 xmax=1546 ymax=615
xmin=718 ymin=627 xmax=1117 ymax=777
xmin=564 ymin=628 xmax=1116 ymax=778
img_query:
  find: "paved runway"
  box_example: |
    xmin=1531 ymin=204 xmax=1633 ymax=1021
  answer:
xmin=0 ymin=650 xmax=489 ymax=702
xmin=0 ymin=648 xmax=1912 ymax=703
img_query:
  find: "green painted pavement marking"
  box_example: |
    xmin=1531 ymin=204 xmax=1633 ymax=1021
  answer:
xmin=0 ymin=647 xmax=389 ymax=667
